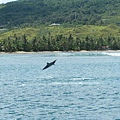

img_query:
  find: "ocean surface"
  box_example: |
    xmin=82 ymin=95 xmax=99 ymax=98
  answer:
xmin=0 ymin=51 xmax=120 ymax=120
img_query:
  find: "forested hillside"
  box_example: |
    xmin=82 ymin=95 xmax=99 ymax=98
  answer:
xmin=0 ymin=0 xmax=120 ymax=52
xmin=0 ymin=24 xmax=120 ymax=52
xmin=0 ymin=0 xmax=120 ymax=27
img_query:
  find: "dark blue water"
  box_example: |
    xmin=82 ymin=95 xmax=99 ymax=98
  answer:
xmin=0 ymin=51 xmax=120 ymax=120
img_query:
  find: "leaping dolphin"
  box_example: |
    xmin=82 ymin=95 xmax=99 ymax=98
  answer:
xmin=42 ymin=59 xmax=57 ymax=70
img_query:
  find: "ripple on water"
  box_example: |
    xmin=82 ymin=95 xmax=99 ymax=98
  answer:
xmin=0 ymin=52 xmax=120 ymax=119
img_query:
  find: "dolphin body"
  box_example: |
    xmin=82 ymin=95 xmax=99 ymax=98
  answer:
xmin=42 ymin=59 xmax=57 ymax=70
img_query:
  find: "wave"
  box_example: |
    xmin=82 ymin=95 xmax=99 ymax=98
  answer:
xmin=1 ymin=51 xmax=120 ymax=57
xmin=62 ymin=51 xmax=120 ymax=57
xmin=40 ymin=76 xmax=94 ymax=81
xmin=102 ymin=52 xmax=120 ymax=56
xmin=26 ymin=51 xmax=120 ymax=57
xmin=56 ymin=52 xmax=105 ymax=57
xmin=70 ymin=77 xmax=94 ymax=81
xmin=40 ymin=76 xmax=54 ymax=80
xmin=41 ymin=51 xmax=120 ymax=57
xmin=41 ymin=52 xmax=106 ymax=57
xmin=47 ymin=82 xmax=100 ymax=86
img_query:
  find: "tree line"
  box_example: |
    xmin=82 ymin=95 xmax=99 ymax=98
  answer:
xmin=0 ymin=34 xmax=120 ymax=52
xmin=0 ymin=0 xmax=120 ymax=27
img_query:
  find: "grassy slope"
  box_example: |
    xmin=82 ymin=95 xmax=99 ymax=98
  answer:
xmin=0 ymin=24 xmax=120 ymax=41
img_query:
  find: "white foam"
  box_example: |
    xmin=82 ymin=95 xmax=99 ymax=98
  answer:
xmin=40 ymin=76 xmax=54 ymax=80
xmin=20 ymin=84 xmax=26 ymax=86
xmin=102 ymin=52 xmax=120 ymax=56
xmin=47 ymin=82 xmax=99 ymax=86
xmin=71 ymin=77 xmax=93 ymax=81
xmin=71 ymin=77 xmax=83 ymax=81
xmin=57 ymin=52 xmax=74 ymax=56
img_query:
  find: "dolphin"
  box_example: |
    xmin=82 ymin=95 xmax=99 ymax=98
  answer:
xmin=42 ymin=59 xmax=57 ymax=70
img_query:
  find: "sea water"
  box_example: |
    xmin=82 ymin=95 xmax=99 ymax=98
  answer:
xmin=0 ymin=51 xmax=120 ymax=120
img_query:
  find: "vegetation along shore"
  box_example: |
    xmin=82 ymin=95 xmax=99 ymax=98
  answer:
xmin=0 ymin=0 xmax=120 ymax=52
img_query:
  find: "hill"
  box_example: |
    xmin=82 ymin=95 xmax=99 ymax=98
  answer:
xmin=0 ymin=0 xmax=120 ymax=52
xmin=0 ymin=24 xmax=120 ymax=40
xmin=0 ymin=24 xmax=120 ymax=52
xmin=0 ymin=0 xmax=120 ymax=27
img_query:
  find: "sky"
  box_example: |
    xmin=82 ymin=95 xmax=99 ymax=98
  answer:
xmin=0 ymin=0 xmax=17 ymax=4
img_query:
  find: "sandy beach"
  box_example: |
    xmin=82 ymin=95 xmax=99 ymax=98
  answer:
xmin=0 ymin=50 xmax=120 ymax=54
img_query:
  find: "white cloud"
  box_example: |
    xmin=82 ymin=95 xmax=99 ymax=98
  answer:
xmin=0 ymin=0 xmax=17 ymax=4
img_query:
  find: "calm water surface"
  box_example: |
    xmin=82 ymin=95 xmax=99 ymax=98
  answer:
xmin=0 ymin=51 xmax=120 ymax=120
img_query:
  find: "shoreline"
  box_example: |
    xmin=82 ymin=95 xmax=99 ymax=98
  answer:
xmin=0 ymin=50 xmax=120 ymax=54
